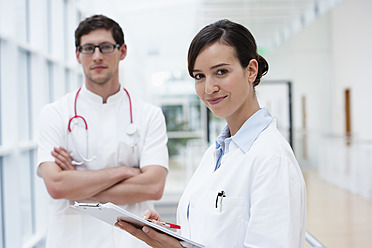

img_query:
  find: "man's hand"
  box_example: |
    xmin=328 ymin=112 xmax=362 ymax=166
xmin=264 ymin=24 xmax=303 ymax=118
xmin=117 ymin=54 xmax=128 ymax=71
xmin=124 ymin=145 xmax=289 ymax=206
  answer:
xmin=51 ymin=147 xmax=75 ymax=170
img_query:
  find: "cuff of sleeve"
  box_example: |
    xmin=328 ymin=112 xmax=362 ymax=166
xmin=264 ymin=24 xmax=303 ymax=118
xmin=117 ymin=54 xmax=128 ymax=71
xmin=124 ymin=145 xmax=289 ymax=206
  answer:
xmin=180 ymin=241 xmax=197 ymax=248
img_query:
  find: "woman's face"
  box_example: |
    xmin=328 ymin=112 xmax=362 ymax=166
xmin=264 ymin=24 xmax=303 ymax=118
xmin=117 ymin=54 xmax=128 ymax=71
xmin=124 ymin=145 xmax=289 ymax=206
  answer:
xmin=192 ymin=42 xmax=258 ymax=124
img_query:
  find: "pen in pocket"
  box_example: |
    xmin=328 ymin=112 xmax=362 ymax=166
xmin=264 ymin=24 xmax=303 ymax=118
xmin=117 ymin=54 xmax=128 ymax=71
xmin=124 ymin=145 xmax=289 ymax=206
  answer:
xmin=215 ymin=190 xmax=226 ymax=212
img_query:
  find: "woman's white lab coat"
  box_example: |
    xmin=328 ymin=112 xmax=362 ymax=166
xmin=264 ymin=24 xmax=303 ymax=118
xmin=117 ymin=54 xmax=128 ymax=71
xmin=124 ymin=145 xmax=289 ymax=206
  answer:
xmin=177 ymin=109 xmax=306 ymax=248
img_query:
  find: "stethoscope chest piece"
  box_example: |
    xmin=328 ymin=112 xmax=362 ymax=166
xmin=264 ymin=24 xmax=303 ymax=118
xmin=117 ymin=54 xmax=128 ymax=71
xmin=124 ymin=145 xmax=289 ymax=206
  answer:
xmin=126 ymin=123 xmax=137 ymax=136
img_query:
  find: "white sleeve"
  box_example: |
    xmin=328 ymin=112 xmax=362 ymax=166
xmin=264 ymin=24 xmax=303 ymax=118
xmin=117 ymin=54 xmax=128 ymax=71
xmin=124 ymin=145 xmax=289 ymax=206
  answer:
xmin=36 ymin=104 xmax=66 ymax=176
xmin=139 ymin=106 xmax=169 ymax=170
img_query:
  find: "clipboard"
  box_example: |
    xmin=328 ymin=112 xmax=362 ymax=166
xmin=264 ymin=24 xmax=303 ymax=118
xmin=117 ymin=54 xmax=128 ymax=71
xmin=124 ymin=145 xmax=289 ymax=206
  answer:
xmin=70 ymin=202 xmax=204 ymax=248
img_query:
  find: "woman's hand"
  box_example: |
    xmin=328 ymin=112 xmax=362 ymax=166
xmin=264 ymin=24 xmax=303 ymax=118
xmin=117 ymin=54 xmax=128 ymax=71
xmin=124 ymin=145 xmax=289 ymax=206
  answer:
xmin=143 ymin=209 xmax=163 ymax=222
xmin=115 ymin=220 xmax=183 ymax=248
xmin=51 ymin=147 xmax=75 ymax=170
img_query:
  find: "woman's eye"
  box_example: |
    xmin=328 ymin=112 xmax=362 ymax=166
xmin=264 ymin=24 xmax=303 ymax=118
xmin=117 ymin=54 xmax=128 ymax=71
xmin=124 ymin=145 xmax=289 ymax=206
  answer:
xmin=194 ymin=74 xmax=204 ymax=80
xmin=217 ymin=69 xmax=228 ymax=75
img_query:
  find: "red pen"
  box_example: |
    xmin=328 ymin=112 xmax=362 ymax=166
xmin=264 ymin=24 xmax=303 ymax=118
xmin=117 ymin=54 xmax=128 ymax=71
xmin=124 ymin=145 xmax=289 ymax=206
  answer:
xmin=147 ymin=219 xmax=181 ymax=229
xmin=160 ymin=221 xmax=181 ymax=229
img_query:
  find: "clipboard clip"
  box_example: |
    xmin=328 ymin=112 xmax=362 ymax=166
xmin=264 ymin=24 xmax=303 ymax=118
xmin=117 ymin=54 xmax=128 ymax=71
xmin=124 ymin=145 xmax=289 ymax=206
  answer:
xmin=74 ymin=201 xmax=101 ymax=208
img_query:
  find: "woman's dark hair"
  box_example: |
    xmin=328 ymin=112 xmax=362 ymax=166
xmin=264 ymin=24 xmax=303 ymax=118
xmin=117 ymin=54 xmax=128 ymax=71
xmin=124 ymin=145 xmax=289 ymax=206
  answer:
xmin=74 ymin=14 xmax=125 ymax=47
xmin=188 ymin=19 xmax=268 ymax=87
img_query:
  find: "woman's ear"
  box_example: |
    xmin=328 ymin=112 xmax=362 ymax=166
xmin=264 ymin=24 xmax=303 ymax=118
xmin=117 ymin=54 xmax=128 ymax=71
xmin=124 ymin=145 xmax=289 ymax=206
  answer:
xmin=246 ymin=59 xmax=258 ymax=83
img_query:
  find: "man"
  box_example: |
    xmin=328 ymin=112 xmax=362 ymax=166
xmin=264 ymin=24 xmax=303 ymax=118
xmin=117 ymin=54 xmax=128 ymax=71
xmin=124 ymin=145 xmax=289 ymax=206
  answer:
xmin=37 ymin=15 xmax=168 ymax=248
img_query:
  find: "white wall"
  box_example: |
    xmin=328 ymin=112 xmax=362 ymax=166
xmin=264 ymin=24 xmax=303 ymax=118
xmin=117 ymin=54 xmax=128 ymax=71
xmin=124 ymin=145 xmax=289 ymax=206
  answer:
xmin=265 ymin=0 xmax=371 ymax=166
xmin=265 ymin=12 xmax=333 ymax=166
xmin=330 ymin=0 xmax=372 ymax=139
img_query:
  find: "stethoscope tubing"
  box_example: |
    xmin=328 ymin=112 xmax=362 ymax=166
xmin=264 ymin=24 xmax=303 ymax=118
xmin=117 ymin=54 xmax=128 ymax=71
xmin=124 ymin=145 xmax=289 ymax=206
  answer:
xmin=68 ymin=87 xmax=136 ymax=164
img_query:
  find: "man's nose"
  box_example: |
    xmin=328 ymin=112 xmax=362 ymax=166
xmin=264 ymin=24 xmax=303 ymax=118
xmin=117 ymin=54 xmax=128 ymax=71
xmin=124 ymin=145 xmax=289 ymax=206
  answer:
xmin=92 ymin=47 xmax=103 ymax=59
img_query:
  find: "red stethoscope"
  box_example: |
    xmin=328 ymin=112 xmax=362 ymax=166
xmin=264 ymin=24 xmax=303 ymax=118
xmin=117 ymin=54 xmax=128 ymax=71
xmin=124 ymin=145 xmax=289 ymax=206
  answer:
xmin=67 ymin=87 xmax=137 ymax=165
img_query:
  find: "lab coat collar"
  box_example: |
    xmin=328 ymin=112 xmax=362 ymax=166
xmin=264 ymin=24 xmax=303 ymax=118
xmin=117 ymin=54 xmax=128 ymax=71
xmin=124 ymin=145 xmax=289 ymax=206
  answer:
xmin=215 ymin=107 xmax=272 ymax=154
xmin=80 ymin=84 xmax=126 ymax=104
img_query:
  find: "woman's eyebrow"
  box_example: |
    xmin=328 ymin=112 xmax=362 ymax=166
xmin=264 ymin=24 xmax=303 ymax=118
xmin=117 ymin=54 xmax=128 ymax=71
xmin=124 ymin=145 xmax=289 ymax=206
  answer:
xmin=210 ymin=63 xmax=230 ymax=70
xmin=193 ymin=63 xmax=230 ymax=73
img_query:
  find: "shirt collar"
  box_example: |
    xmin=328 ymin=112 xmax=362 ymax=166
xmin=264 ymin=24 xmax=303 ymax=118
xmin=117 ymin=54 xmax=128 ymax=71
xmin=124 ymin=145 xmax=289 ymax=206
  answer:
xmin=215 ymin=125 xmax=231 ymax=153
xmin=80 ymin=84 xmax=125 ymax=104
xmin=215 ymin=107 xmax=273 ymax=154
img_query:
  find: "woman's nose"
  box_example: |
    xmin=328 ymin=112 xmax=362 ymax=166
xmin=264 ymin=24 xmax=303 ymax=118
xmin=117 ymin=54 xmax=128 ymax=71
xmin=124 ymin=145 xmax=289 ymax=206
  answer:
xmin=205 ymin=78 xmax=218 ymax=94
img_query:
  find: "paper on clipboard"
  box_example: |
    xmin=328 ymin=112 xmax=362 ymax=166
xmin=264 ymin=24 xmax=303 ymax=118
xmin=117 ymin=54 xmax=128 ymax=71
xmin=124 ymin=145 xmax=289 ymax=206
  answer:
xmin=70 ymin=202 xmax=204 ymax=248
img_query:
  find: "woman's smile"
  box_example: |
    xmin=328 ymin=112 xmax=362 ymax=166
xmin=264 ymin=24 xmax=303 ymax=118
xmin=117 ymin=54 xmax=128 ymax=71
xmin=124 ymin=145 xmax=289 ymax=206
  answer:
xmin=207 ymin=96 xmax=227 ymax=105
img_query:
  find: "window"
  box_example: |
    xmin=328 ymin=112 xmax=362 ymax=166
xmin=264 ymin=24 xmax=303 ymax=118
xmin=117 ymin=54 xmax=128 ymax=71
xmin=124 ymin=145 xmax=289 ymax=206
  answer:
xmin=19 ymin=151 xmax=34 ymax=242
xmin=0 ymin=2 xmax=83 ymax=247
xmin=46 ymin=0 xmax=52 ymax=53
xmin=0 ymin=157 xmax=4 ymax=248
xmin=65 ymin=68 xmax=71 ymax=93
xmin=0 ymin=38 xmax=4 ymax=248
xmin=63 ymin=0 xmax=69 ymax=60
xmin=15 ymin=0 xmax=30 ymax=43
xmin=17 ymin=48 xmax=34 ymax=241
xmin=160 ymin=95 xmax=204 ymax=157
xmin=18 ymin=49 xmax=32 ymax=140
xmin=47 ymin=61 xmax=54 ymax=102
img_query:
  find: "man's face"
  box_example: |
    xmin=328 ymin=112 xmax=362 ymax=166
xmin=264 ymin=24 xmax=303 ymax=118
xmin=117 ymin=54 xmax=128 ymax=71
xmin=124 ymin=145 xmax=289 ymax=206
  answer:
xmin=76 ymin=29 xmax=126 ymax=86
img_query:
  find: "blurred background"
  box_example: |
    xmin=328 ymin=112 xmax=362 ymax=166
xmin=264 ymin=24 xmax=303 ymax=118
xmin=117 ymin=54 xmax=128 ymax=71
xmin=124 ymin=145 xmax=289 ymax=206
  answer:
xmin=0 ymin=0 xmax=371 ymax=247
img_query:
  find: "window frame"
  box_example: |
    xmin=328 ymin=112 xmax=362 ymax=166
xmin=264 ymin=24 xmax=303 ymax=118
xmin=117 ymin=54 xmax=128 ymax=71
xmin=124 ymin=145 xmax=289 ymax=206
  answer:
xmin=0 ymin=38 xmax=5 ymax=248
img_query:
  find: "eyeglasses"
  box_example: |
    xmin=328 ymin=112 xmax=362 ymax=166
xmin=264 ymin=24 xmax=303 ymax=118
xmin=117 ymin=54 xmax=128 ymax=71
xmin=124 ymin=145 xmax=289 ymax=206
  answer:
xmin=77 ymin=43 xmax=120 ymax=54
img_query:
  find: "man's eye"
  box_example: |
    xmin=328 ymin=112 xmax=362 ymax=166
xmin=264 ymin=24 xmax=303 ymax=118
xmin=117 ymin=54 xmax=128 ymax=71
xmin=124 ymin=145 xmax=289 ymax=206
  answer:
xmin=100 ymin=44 xmax=112 ymax=50
xmin=83 ymin=46 xmax=94 ymax=52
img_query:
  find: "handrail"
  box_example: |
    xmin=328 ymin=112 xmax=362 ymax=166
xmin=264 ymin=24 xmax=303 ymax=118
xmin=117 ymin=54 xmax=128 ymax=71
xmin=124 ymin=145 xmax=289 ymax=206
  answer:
xmin=305 ymin=231 xmax=326 ymax=247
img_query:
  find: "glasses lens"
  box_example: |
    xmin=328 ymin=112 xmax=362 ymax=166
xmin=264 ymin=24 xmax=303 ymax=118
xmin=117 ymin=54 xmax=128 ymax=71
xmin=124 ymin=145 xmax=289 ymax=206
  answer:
xmin=100 ymin=43 xmax=115 ymax=54
xmin=80 ymin=45 xmax=95 ymax=54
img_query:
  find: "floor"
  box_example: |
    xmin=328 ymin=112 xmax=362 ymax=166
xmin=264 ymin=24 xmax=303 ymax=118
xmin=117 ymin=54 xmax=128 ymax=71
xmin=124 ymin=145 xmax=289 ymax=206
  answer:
xmin=304 ymin=168 xmax=372 ymax=248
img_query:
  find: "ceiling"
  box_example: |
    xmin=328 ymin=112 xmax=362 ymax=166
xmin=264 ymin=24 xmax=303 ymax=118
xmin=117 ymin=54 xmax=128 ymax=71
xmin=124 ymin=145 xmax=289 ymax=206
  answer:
xmin=196 ymin=0 xmax=342 ymax=52
xmin=82 ymin=0 xmax=343 ymax=96
xmin=86 ymin=0 xmax=342 ymax=60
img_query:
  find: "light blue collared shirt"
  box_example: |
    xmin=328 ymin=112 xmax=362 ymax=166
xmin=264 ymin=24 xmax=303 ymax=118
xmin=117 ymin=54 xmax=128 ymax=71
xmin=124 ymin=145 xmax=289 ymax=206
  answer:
xmin=214 ymin=107 xmax=273 ymax=171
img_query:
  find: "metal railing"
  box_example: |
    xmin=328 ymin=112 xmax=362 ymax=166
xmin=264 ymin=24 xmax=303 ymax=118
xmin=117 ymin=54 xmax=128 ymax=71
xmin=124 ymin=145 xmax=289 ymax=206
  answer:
xmin=305 ymin=231 xmax=326 ymax=247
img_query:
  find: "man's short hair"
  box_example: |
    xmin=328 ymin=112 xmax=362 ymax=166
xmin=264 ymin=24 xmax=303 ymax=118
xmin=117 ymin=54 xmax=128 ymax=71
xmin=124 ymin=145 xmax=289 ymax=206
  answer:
xmin=74 ymin=14 xmax=125 ymax=47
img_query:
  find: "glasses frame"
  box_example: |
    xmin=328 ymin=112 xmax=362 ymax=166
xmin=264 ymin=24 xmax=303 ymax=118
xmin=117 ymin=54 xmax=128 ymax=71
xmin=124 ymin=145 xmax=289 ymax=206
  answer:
xmin=77 ymin=43 xmax=120 ymax=54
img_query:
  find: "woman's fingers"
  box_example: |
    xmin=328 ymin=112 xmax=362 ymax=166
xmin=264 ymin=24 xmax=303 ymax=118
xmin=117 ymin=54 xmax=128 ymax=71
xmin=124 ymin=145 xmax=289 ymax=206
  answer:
xmin=141 ymin=225 xmax=183 ymax=247
xmin=115 ymin=221 xmax=161 ymax=246
xmin=143 ymin=209 xmax=162 ymax=222
xmin=115 ymin=220 xmax=183 ymax=248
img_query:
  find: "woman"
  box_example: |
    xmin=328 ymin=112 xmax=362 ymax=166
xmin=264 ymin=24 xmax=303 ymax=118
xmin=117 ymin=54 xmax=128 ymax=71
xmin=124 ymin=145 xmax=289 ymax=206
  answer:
xmin=116 ymin=19 xmax=306 ymax=248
